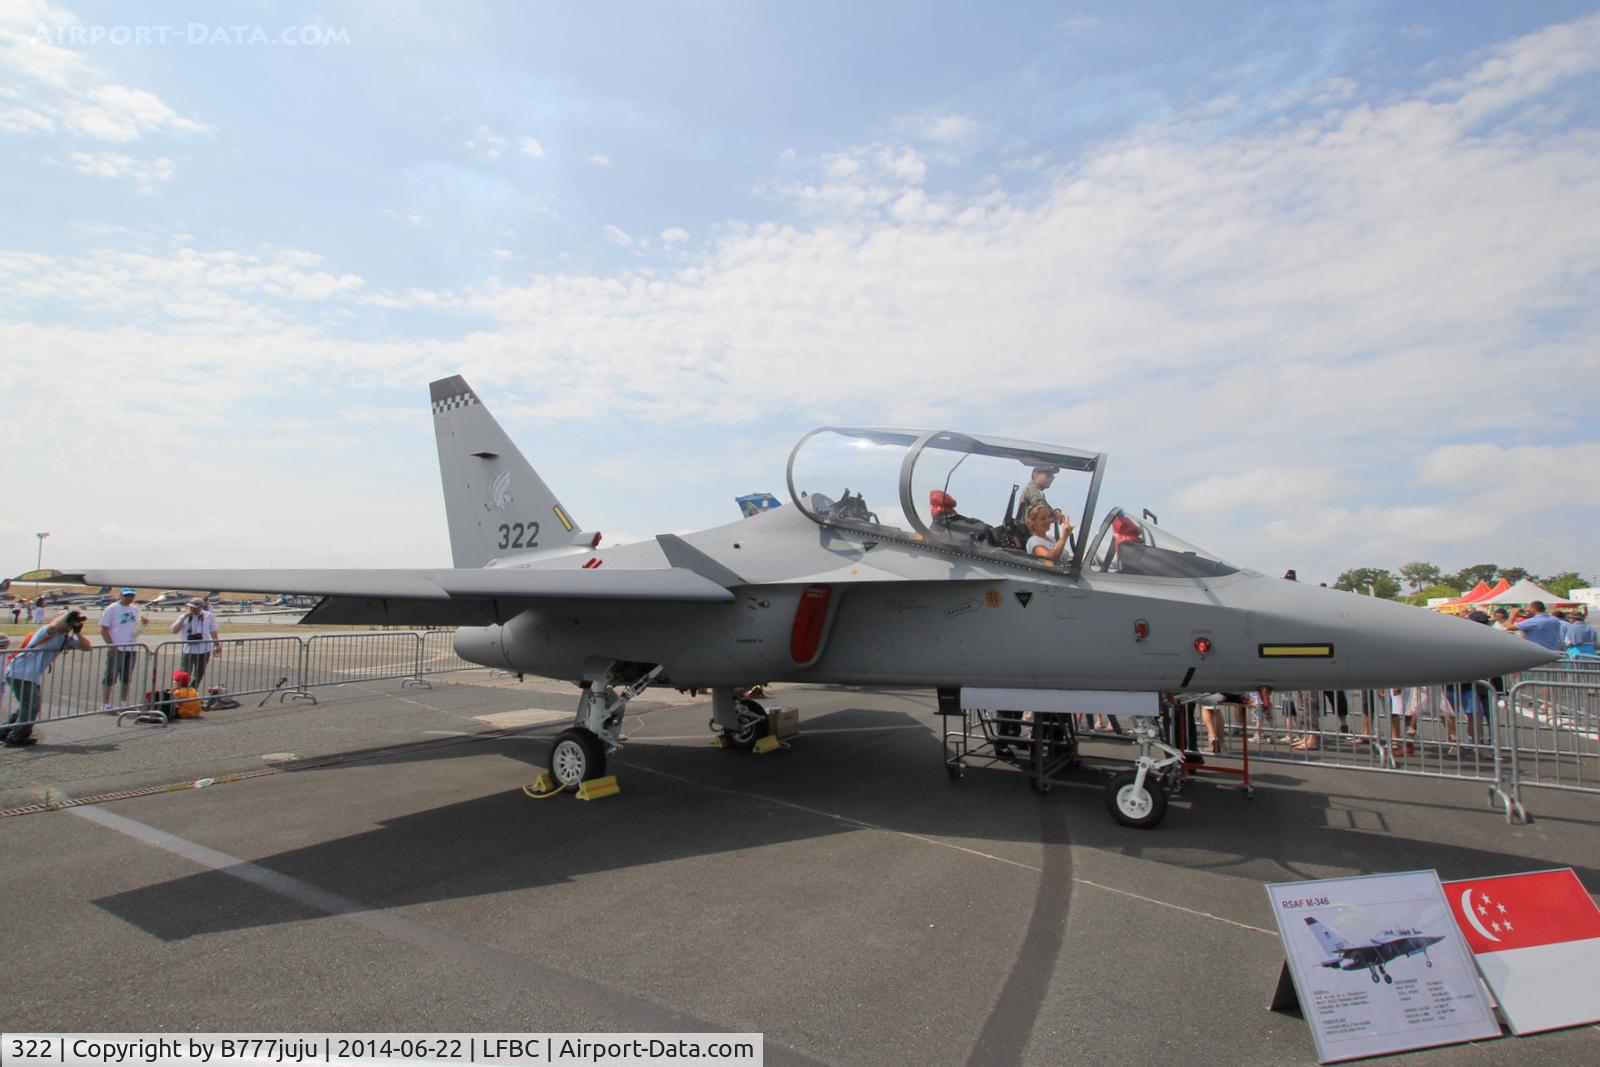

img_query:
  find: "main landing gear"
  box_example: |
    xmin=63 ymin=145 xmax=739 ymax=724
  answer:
xmin=546 ymin=663 xmax=663 ymax=788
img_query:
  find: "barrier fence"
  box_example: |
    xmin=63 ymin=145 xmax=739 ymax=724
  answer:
xmin=1175 ymin=661 xmax=1600 ymax=823
xmin=301 ymin=632 xmax=431 ymax=692
xmin=421 ymin=629 xmax=483 ymax=675
xmin=0 ymin=629 xmax=480 ymax=736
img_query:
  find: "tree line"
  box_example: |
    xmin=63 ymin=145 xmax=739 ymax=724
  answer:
xmin=1331 ymin=563 xmax=1595 ymax=605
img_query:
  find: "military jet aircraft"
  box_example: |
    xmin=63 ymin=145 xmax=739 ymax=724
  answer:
xmin=1306 ymin=917 xmax=1446 ymax=985
xmin=69 ymin=375 xmax=1555 ymax=821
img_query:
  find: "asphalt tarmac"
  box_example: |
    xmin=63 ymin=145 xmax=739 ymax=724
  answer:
xmin=1 ymin=669 xmax=1597 ymax=1065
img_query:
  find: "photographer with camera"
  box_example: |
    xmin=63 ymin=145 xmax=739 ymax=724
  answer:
xmin=2 ymin=609 xmax=93 ymax=748
xmin=170 ymin=598 xmax=221 ymax=686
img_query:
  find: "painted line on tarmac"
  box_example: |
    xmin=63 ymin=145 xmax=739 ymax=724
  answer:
xmin=625 ymin=725 xmax=931 ymax=742
xmin=1071 ymin=878 xmax=1275 ymax=936
xmin=628 ymin=764 xmax=1275 ymax=936
xmin=66 ymin=805 xmax=822 ymax=1052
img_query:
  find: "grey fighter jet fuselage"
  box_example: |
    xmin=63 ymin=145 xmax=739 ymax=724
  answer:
xmin=72 ymin=375 xmax=1556 ymax=789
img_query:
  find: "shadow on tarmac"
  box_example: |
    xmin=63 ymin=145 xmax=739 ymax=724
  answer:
xmin=92 ymin=705 xmax=1600 ymax=950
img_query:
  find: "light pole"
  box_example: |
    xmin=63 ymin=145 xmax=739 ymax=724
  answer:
xmin=35 ymin=531 xmax=49 ymax=573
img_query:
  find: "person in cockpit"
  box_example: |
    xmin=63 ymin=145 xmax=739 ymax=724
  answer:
xmin=1025 ymin=504 xmax=1073 ymax=561
xmin=1019 ymin=465 xmax=1065 ymax=527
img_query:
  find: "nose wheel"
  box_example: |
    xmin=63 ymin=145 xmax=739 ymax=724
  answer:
xmin=1105 ymin=769 xmax=1168 ymax=828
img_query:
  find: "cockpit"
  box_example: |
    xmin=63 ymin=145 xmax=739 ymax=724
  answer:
xmin=786 ymin=427 xmax=1238 ymax=579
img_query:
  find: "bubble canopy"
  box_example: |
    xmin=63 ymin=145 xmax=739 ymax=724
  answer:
xmin=786 ymin=427 xmax=1109 ymax=572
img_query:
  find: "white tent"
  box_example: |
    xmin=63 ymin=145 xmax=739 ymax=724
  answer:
xmin=1474 ymin=578 xmax=1576 ymax=606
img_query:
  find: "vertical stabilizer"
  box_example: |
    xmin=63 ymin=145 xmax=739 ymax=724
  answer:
xmin=430 ymin=376 xmax=585 ymax=568
xmin=1305 ymin=916 xmax=1351 ymax=955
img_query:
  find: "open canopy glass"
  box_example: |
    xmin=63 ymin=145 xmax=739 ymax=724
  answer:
xmin=787 ymin=427 xmax=1106 ymax=571
xmin=786 ymin=427 xmax=1237 ymax=578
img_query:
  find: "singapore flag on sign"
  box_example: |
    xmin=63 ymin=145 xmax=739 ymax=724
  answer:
xmin=1442 ymin=869 xmax=1600 ymax=1035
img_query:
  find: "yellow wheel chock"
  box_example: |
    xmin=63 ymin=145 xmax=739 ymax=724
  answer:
xmin=752 ymin=735 xmax=786 ymax=755
xmin=522 ymin=772 xmax=569 ymax=799
xmin=711 ymin=734 xmax=730 ymax=748
xmin=574 ymin=775 xmax=620 ymax=801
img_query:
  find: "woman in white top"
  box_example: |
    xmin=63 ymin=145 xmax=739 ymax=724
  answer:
xmin=1024 ymin=504 xmax=1073 ymax=562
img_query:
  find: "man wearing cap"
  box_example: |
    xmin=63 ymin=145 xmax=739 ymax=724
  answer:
xmin=171 ymin=598 xmax=222 ymax=685
xmin=1019 ymin=465 xmax=1065 ymax=529
xmin=99 ymin=588 xmax=147 ymax=711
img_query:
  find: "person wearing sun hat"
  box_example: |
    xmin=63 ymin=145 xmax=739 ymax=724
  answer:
xmin=99 ymin=587 xmax=147 ymax=712
xmin=169 ymin=669 xmax=203 ymax=719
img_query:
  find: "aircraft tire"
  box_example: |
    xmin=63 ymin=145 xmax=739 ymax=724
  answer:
xmin=1105 ymin=770 xmax=1167 ymax=829
xmin=725 ymin=698 xmax=771 ymax=750
xmin=1370 ymin=971 xmax=1380 ymax=984
xmin=549 ymin=728 xmax=606 ymax=786
xmin=1383 ymin=974 xmax=1393 ymax=984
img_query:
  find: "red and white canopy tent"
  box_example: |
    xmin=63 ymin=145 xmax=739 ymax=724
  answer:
xmin=1473 ymin=578 xmax=1580 ymax=610
xmin=1434 ymin=579 xmax=1509 ymax=612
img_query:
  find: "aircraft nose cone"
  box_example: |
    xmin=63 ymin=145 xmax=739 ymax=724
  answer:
xmin=1341 ymin=595 xmax=1558 ymax=685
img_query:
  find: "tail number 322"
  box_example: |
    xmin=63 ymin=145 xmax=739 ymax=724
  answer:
xmin=497 ymin=521 xmax=540 ymax=549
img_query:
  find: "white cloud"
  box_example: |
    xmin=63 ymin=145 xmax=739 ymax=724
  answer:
xmin=824 ymin=154 xmax=859 ymax=178
xmin=60 ymin=149 xmax=174 ymax=190
xmin=1418 ymin=443 xmax=1600 ymax=501
xmin=519 ymin=136 xmax=544 ymax=158
xmin=588 ymin=153 xmax=610 ymax=166
xmin=464 ymin=124 xmax=507 ymax=161
xmin=382 ymin=207 xmax=425 ymax=227
xmin=0 ymin=7 xmax=212 ymax=146
xmin=902 ymin=113 xmax=980 ymax=143
xmin=492 ymin=247 xmax=517 ymax=260
xmin=2 ymin=12 xmax=1599 ymax=576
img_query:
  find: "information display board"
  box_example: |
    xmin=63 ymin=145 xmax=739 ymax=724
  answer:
xmin=1266 ymin=871 xmax=1500 ymax=1063
xmin=1442 ymin=868 xmax=1600 ymax=1035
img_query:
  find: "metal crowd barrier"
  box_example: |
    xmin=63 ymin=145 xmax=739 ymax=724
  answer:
xmin=0 ymin=629 xmax=491 ymax=736
xmin=301 ymin=631 xmax=430 ymax=692
xmin=1216 ymin=685 xmax=1504 ymax=781
xmin=420 ymin=628 xmax=481 ymax=674
xmin=1 ymin=642 xmax=155 ymax=732
xmin=148 ymin=635 xmax=312 ymax=710
xmin=1493 ymin=660 xmax=1600 ymax=822
xmin=1183 ymin=667 xmax=1600 ymax=824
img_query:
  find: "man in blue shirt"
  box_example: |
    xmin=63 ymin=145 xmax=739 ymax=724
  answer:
xmin=1561 ymin=611 xmax=1597 ymax=655
xmin=1507 ymin=601 xmax=1564 ymax=653
xmin=2 ymin=610 xmax=93 ymax=747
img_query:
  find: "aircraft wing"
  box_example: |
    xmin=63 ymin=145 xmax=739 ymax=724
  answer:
xmin=67 ymin=567 xmax=736 ymax=626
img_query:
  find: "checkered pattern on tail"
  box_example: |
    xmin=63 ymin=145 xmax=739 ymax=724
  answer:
xmin=431 ymin=392 xmax=478 ymax=415
xmin=429 ymin=374 xmax=479 ymax=415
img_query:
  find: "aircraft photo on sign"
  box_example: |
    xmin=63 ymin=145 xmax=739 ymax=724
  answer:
xmin=1267 ymin=871 xmax=1499 ymax=1063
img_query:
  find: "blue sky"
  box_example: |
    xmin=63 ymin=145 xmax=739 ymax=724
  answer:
xmin=2 ymin=1 xmax=1597 ymax=585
